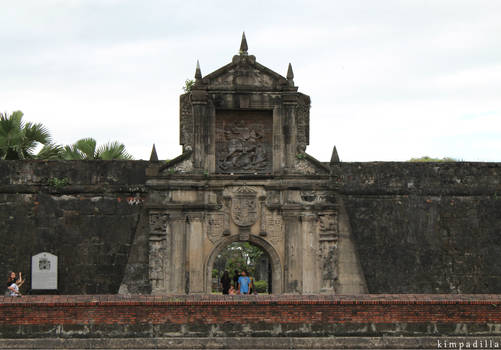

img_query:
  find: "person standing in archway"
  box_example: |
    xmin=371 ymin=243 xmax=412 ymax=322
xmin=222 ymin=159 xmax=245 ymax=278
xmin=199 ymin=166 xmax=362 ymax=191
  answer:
xmin=233 ymin=270 xmax=239 ymax=291
xmin=237 ymin=270 xmax=251 ymax=295
xmin=220 ymin=271 xmax=231 ymax=295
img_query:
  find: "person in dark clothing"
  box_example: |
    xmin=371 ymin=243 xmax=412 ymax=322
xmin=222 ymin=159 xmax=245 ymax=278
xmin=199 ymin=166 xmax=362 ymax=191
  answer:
xmin=233 ymin=270 xmax=239 ymax=291
xmin=220 ymin=271 xmax=231 ymax=294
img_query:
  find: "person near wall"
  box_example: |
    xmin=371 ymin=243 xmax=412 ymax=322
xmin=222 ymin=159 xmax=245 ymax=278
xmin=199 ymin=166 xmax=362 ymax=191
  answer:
xmin=232 ymin=270 xmax=239 ymax=292
xmin=237 ymin=270 xmax=251 ymax=295
xmin=220 ymin=270 xmax=231 ymax=294
xmin=6 ymin=271 xmax=24 ymax=297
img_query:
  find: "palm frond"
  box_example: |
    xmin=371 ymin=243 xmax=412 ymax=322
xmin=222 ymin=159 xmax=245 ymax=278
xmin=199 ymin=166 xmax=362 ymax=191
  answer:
xmin=36 ymin=143 xmax=64 ymax=160
xmin=74 ymin=138 xmax=97 ymax=159
xmin=62 ymin=145 xmax=84 ymax=160
xmin=97 ymin=141 xmax=133 ymax=160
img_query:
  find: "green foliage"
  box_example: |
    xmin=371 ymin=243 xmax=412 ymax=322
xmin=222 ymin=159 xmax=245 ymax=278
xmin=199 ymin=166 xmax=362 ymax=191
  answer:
xmin=62 ymin=138 xmax=133 ymax=160
xmin=47 ymin=177 xmax=69 ymax=188
xmin=296 ymin=153 xmax=305 ymax=159
xmin=183 ymin=79 xmax=195 ymax=93
xmin=253 ymin=280 xmax=268 ymax=293
xmin=408 ymin=156 xmax=457 ymax=162
xmin=0 ymin=111 xmax=54 ymax=160
xmin=214 ymin=242 xmax=264 ymax=279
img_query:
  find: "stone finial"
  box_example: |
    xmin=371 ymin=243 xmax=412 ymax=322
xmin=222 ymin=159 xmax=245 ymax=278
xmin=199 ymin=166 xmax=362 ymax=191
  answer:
xmin=287 ymin=63 xmax=294 ymax=80
xmin=239 ymin=32 xmax=248 ymax=55
xmin=287 ymin=63 xmax=294 ymax=86
xmin=194 ymin=60 xmax=202 ymax=81
xmin=150 ymin=144 xmax=159 ymax=162
xmin=330 ymin=146 xmax=340 ymax=164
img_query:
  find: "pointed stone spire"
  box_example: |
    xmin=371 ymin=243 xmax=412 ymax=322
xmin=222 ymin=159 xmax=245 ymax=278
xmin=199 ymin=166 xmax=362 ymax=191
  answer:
xmin=330 ymin=146 xmax=340 ymax=164
xmin=287 ymin=62 xmax=294 ymax=86
xmin=194 ymin=60 xmax=202 ymax=81
xmin=150 ymin=144 xmax=158 ymax=162
xmin=287 ymin=63 xmax=294 ymax=80
xmin=239 ymin=32 xmax=248 ymax=55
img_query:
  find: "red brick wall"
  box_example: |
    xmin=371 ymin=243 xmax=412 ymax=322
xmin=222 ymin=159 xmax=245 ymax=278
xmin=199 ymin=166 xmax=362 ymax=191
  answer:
xmin=1 ymin=294 xmax=500 ymax=326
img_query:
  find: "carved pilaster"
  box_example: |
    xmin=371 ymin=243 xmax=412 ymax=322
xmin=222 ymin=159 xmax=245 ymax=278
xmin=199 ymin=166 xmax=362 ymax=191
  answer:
xmin=318 ymin=211 xmax=339 ymax=293
xmin=148 ymin=211 xmax=168 ymax=292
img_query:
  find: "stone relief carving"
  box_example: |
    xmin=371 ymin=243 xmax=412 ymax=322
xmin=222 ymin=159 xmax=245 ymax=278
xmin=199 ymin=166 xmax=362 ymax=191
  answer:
xmin=149 ymin=239 xmax=165 ymax=290
xmin=217 ymin=120 xmax=268 ymax=172
xmin=295 ymin=158 xmax=317 ymax=175
xmin=319 ymin=240 xmax=337 ymax=292
xmin=231 ymin=186 xmax=258 ymax=227
xmin=265 ymin=212 xmax=283 ymax=247
xmin=319 ymin=214 xmax=338 ymax=234
xmin=296 ymin=99 xmax=310 ymax=153
xmin=172 ymin=159 xmax=193 ymax=173
xmin=149 ymin=212 xmax=168 ymax=291
xmin=318 ymin=212 xmax=338 ymax=292
xmin=206 ymin=213 xmax=225 ymax=244
xmin=149 ymin=212 xmax=168 ymax=234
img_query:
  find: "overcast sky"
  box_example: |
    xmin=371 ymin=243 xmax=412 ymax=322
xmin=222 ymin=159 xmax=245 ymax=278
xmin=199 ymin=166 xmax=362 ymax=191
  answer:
xmin=1 ymin=0 xmax=500 ymax=161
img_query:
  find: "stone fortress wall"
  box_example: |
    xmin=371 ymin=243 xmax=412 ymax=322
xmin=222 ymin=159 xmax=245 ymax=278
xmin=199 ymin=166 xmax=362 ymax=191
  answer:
xmin=1 ymin=159 xmax=499 ymax=294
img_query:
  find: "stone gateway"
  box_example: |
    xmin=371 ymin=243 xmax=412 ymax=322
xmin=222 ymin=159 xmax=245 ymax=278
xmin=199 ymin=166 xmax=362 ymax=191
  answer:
xmin=144 ymin=34 xmax=367 ymax=294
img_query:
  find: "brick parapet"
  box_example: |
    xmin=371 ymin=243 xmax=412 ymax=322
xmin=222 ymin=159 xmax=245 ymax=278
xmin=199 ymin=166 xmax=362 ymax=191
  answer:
xmin=1 ymin=294 xmax=500 ymax=326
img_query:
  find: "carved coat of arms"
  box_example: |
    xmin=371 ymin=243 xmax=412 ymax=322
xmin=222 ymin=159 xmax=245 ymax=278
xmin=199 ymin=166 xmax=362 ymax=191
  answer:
xmin=231 ymin=187 xmax=258 ymax=227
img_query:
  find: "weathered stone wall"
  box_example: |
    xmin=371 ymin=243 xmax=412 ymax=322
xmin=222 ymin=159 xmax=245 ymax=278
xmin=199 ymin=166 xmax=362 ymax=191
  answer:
xmin=1 ymin=160 xmax=500 ymax=295
xmin=0 ymin=160 xmax=149 ymax=294
xmin=335 ymin=162 xmax=501 ymax=293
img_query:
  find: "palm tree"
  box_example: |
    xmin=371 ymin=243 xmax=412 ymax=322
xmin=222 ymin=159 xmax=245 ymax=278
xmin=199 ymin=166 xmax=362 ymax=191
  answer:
xmin=0 ymin=111 xmax=58 ymax=160
xmin=62 ymin=138 xmax=133 ymax=160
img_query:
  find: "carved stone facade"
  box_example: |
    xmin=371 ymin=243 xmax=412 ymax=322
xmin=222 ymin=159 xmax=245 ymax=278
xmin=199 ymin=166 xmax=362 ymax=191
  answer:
xmin=145 ymin=34 xmax=367 ymax=294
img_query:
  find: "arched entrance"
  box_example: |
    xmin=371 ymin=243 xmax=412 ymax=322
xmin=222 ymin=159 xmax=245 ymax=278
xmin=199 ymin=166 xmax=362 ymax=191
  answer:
xmin=206 ymin=235 xmax=283 ymax=293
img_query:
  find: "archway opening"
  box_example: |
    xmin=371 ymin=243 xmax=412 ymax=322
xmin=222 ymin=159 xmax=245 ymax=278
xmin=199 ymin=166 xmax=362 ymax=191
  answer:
xmin=211 ymin=242 xmax=272 ymax=294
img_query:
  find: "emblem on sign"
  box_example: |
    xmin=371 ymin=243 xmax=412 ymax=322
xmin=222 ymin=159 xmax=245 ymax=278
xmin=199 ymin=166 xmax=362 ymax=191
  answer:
xmin=231 ymin=187 xmax=258 ymax=227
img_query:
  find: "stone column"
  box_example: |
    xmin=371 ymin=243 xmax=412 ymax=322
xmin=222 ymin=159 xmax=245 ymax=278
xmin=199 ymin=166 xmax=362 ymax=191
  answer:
xmin=186 ymin=213 xmax=205 ymax=293
xmin=282 ymin=94 xmax=297 ymax=170
xmin=272 ymin=106 xmax=283 ymax=174
xmin=283 ymin=212 xmax=303 ymax=293
xmin=169 ymin=213 xmax=187 ymax=294
xmin=301 ymin=213 xmax=319 ymax=293
xmin=191 ymin=88 xmax=208 ymax=170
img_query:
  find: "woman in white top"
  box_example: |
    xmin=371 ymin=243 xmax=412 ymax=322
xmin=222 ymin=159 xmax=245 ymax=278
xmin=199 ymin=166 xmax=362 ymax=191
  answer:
xmin=6 ymin=271 xmax=23 ymax=297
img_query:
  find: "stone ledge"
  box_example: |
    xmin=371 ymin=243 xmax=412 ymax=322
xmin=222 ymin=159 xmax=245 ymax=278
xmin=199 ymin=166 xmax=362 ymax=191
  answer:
xmin=0 ymin=336 xmax=500 ymax=349
xmin=1 ymin=294 xmax=500 ymax=306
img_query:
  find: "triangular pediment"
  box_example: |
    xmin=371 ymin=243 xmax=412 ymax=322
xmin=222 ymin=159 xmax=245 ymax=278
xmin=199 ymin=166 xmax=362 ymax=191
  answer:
xmin=203 ymin=55 xmax=290 ymax=91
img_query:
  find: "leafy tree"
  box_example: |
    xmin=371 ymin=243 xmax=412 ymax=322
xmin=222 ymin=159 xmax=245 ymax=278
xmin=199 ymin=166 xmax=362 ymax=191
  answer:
xmin=214 ymin=242 xmax=264 ymax=279
xmin=0 ymin=111 xmax=56 ymax=160
xmin=62 ymin=138 xmax=133 ymax=160
xmin=408 ymin=156 xmax=457 ymax=162
xmin=182 ymin=79 xmax=195 ymax=93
